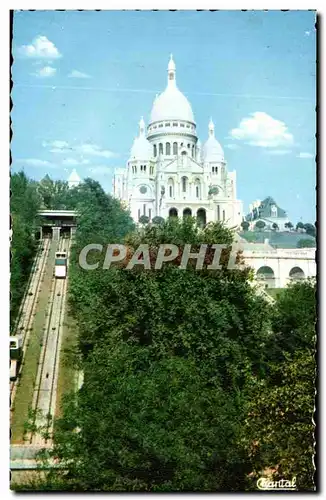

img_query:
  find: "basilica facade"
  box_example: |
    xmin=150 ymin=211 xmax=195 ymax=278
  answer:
xmin=113 ymin=56 xmax=243 ymax=227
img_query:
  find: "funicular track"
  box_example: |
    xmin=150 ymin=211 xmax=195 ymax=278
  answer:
xmin=30 ymin=237 xmax=71 ymax=446
xmin=10 ymin=239 xmax=51 ymax=405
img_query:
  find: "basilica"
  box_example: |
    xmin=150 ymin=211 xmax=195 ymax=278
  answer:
xmin=113 ymin=55 xmax=243 ymax=227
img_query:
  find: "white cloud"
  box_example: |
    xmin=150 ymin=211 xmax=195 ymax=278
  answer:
xmin=18 ymin=35 xmax=61 ymax=59
xmin=78 ymin=144 xmax=117 ymax=158
xmin=16 ymin=158 xmax=54 ymax=167
xmin=44 ymin=140 xmax=117 ymax=159
xmin=62 ymin=158 xmax=90 ymax=166
xmin=265 ymin=149 xmax=292 ymax=156
xmin=224 ymin=144 xmax=239 ymax=150
xmin=44 ymin=140 xmax=69 ymax=149
xmin=297 ymin=152 xmax=314 ymax=159
xmin=68 ymin=70 xmax=91 ymax=79
xmin=230 ymin=112 xmax=294 ymax=148
xmin=62 ymin=158 xmax=80 ymax=166
xmin=33 ymin=66 xmax=57 ymax=78
xmin=88 ymin=166 xmax=113 ymax=175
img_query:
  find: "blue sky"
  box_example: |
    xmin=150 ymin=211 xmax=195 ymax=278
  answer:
xmin=11 ymin=10 xmax=316 ymax=223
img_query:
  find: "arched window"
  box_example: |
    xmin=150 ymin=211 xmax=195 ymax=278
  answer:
xmin=289 ymin=267 xmax=305 ymax=281
xmin=192 ymin=145 xmax=194 ymax=158
xmin=153 ymin=144 xmax=157 ymax=157
xmin=181 ymin=176 xmax=188 ymax=193
xmin=168 ymin=177 xmax=174 ymax=198
xmin=166 ymin=143 xmax=171 ymax=155
xmin=173 ymin=142 xmax=178 ymax=155
xmin=187 ymin=143 xmax=190 ymax=149
xmin=144 ymin=165 xmax=146 ymax=172
xmin=159 ymin=143 xmax=163 ymax=155
xmin=194 ymin=178 xmax=201 ymax=198
xmin=257 ymin=266 xmax=276 ymax=289
xmin=197 ymin=208 xmax=206 ymax=228
xmin=134 ymin=166 xmax=137 ymax=174
xmin=212 ymin=167 xmax=214 ymax=173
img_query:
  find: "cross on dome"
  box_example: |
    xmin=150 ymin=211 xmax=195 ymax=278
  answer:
xmin=168 ymin=54 xmax=176 ymax=71
xmin=167 ymin=54 xmax=176 ymax=85
xmin=209 ymin=118 xmax=215 ymax=136
xmin=139 ymin=116 xmax=145 ymax=135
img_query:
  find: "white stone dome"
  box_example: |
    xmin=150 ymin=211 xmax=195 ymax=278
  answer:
xmin=203 ymin=119 xmax=224 ymax=162
xmin=149 ymin=55 xmax=195 ymax=124
xmin=130 ymin=117 xmax=152 ymax=160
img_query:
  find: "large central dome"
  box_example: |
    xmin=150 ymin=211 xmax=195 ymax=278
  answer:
xmin=149 ymin=55 xmax=195 ymax=124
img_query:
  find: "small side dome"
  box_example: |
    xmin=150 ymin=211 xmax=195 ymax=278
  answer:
xmin=202 ymin=118 xmax=224 ymax=162
xmin=129 ymin=117 xmax=152 ymax=161
xmin=67 ymin=168 xmax=82 ymax=188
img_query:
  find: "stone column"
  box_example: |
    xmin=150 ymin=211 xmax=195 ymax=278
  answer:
xmin=52 ymin=226 xmax=61 ymax=241
xmin=70 ymin=226 xmax=76 ymax=239
xmin=39 ymin=226 xmax=43 ymax=240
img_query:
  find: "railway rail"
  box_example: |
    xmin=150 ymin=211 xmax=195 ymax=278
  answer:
xmin=30 ymin=237 xmax=71 ymax=446
xmin=10 ymin=238 xmax=51 ymax=405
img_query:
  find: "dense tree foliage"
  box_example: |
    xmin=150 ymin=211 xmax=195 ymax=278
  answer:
xmin=10 ymin=171 xmax=41 ymax=324
xmin=255 ymin=220 xmax=266 ymax=231
xmin=297 ymin=238 xmax=316 ymax=248
xmin=303 ymin=223 xmax=316 ymax=238
xmin=10 ymin=175 xmax=316 ymax=491
xmin=152 ymin=216 xmax=165 ymax=225
xmin=241 ymin=221 xmax=250 ymax=231
xmin=38 ymin=216 xmax=282 ymax=492
xmin=244 ymin=279 xmax=316 ymax=490
xmin=38 ymin=175 xmax=75 ymax=209
xmin=139 ymin=215 xmax=150 ymax=224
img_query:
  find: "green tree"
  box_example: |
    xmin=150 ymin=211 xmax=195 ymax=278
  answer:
xmin=49 ymin=345 xmax=250 ymax=491
xmin=243 ymin=280 xmax=316 ymax=491
xmin=44 ymin=217 xmax=274 ymax=492
xmin=10 ymin=171 xmax=42 ymax=324
xmin=139 ymin=215 xmax=150 ymax=225
xmin=152 ymin=216 xmax=165 ymax=225
xmin=303 ymin=223 xmax=316 ymax=238
xmin=272 ymin=222 xmax=279 ymax=231
xmin=297 ymin=239 xmax=315 ymax=248
xmin=255 ymin=220 xmax=266 ymax=231
xmin=284 ymin=221 xmax=293 ymax=231
xmin=296 ymin=221 xmax=304 ymax=231
xmin=241 ymin=221 xmax=250 ymax=231
xmin=244 ymin=349 xmax=315 ymax=491
xmin=37 ymin=174 xmax=81 ymax=210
